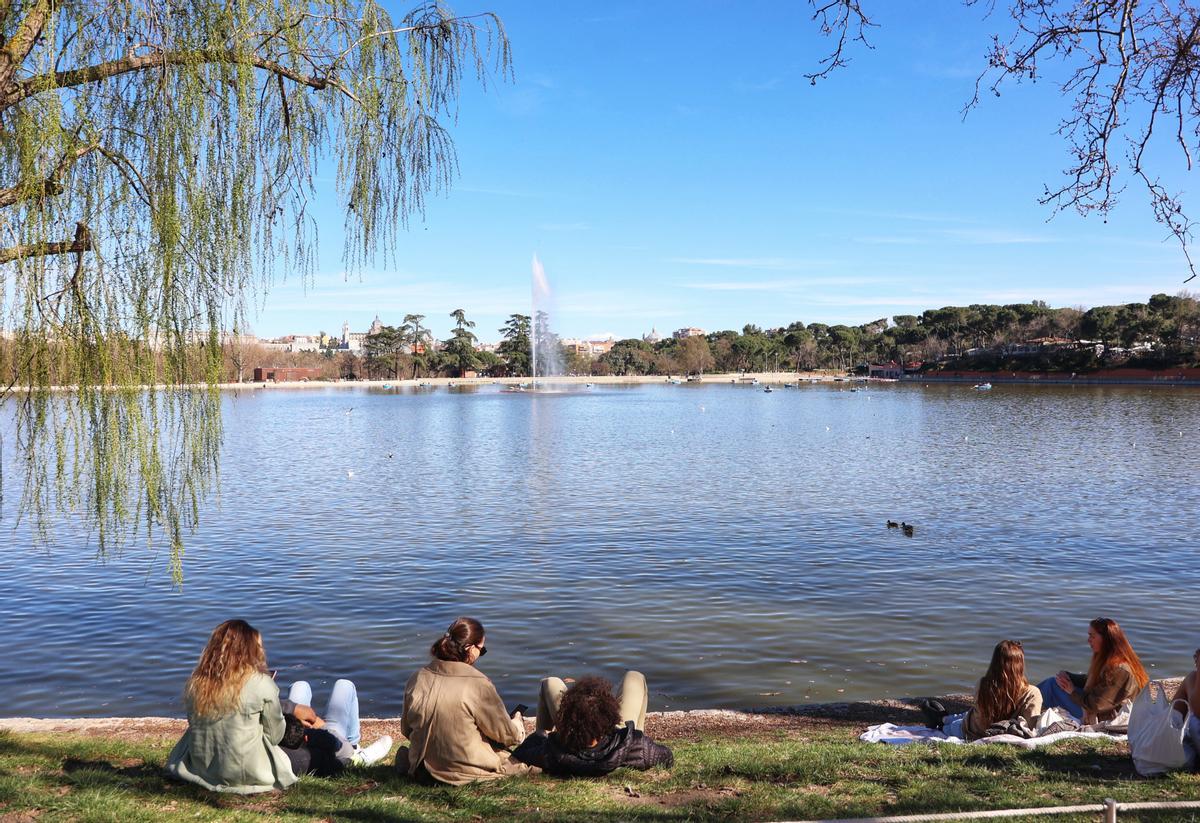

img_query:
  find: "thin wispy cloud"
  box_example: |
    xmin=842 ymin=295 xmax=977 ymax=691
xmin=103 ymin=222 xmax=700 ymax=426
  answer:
xmin=854 ymin=235 xmax=928 ymax=246
xmin=797 ymin=294 xmax=942 ymax=308
xmin=828 ymin=208 xmax=979 ymax=225
xmin=853 ymin=227 xmax=1055 ymax=246
xmin=939 ymin=228 xmax=1054 ymax=245
xmin=913 ymin=61 xmax=980 ymax=80
xmin=981 ymin=283 xmax=1183 ymax=305
xmin=555 ymin=292 xmax=684 ymax=321
xmin=263 ymin=281 xmax=525 ymax=319
xmin=683 ymin=280 xmax=797 ymax=292
xmin=582 ymin=11 xmax=640 ymax=24
xmin=538 ymin=221 xmax=590 ymax=232
xmin=682 ymin=276 xmax=883 ymax=292
xmin=455 ymin=184 xmax=539 ymax=198
xmin=668 ymin=257 xmax=835 ymax=271
xmin=732 ymin=74 xmax=787 ymax=93
xmin=524 ymin=73 xmax=558 ymax=89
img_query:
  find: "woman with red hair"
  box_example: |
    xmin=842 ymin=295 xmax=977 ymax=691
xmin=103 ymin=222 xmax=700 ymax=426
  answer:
xmin=1038 ymin=617 xmax=1149 ymax=723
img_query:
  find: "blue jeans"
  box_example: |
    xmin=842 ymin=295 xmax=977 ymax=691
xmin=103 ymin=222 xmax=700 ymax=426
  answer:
xmin=1037 ymin=676 xmax=1084 ymax=720
xmin=288 ymin=679 xmax=361 ymax=746
xmin=943 ymin=712 xmax=966 ymax=739
xmin=1185 ymin=715 xmax=1200 ymax=764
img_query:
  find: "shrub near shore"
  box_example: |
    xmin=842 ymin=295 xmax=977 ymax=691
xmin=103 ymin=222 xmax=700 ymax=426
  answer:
xmin=2 ymin=704 xmax=1198 ymax=822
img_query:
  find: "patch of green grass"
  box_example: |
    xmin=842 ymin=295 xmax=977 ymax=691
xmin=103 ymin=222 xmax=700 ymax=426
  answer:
xmin=2 ymin=728 xmax=1198 ymax=822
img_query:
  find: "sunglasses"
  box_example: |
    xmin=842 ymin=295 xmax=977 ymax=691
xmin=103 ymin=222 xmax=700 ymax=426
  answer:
xmin=473 ymin=644 xmax=488 ymax=657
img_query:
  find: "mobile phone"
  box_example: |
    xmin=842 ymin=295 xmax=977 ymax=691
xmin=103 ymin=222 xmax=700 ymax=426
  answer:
xmin=270 ymin=669 xmax=278 ymax=680
xmin=509 ymin=703 xmax=529 ymax=718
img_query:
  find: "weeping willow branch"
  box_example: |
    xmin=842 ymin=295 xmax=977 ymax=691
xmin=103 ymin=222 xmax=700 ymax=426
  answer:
xmin=0 ymin=1 xmax=510 ymax=582
xmin=0 ymin=221 xmax=91 ymax=264
xmin=8 ymin=47 xmax=364 ymax=108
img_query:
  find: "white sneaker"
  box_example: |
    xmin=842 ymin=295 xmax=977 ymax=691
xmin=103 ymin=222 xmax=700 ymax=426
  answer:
xmin=350 ymin=735 xmax=393 ymax=767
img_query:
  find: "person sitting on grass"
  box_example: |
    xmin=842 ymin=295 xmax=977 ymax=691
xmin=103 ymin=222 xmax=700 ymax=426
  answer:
xmin=278 ymin=678 xmax=393 ymax=777
xmin=920 ymin=640 xmax=1042 ymax=740
xmin=1172 ymin=647 xmax=1200 ymax=766
xmin=1036 ymin=617 xmax=1148 ymax=724
xmin=399 ymin=617 xmax=530 ymax=785
xmin=166 ymin=619 xmax=390 ymax=794
xmin=512 ymin=672 xmax=673 ymax=776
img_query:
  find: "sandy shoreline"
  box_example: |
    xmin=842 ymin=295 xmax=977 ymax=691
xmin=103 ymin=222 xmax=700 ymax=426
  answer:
xmin=3 ymin=678 xmax=1181 ymax=740
xmin=217 ymin=372 xmax=848 ymax=390
xmin=0 ymin=698 xmax=949 ymax=742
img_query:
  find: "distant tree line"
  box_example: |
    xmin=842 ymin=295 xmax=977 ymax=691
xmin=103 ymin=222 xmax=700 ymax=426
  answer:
xmin=589 ymin=294 xmax=1200 ymax=377
xmin=218 ymin=294 xmax=1200 ymax=381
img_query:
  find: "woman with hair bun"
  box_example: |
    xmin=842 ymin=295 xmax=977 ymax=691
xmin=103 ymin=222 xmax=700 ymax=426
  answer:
xmin=400 ymin=617 xmax=529 ymax=785
xmin=1037 ymin=617 xmax=1149 ymax=723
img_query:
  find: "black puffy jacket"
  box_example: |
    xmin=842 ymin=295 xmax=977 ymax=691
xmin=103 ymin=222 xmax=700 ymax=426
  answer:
xmin=512 ymin=721 xmax=674 ymax=776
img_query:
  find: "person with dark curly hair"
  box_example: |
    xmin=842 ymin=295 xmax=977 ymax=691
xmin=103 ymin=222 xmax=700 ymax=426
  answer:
xmin=511 ymin=672 xmax=673 ymax=776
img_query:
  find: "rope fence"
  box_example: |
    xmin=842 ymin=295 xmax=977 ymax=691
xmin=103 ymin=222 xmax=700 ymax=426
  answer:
xmin=790 ymin=798 xmax=1200 ymax=822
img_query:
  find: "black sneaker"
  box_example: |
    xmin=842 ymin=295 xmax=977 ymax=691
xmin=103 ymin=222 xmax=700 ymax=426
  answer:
xmin=918 ymin=698 xmax=948 ymax=730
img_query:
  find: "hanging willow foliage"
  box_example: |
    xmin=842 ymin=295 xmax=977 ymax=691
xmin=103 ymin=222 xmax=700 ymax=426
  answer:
xmin=0 ymin=1 xmax=510 ymax=581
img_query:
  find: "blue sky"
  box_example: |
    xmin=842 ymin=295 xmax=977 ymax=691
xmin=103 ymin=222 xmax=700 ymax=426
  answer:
xmin=253 ymin=0 xmax=1195 ymax=343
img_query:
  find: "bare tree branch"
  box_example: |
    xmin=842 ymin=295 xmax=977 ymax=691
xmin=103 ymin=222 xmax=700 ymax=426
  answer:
xmin=5 ymin=47 xmax=362 ymax=109
xmin=0 ymin=220 xmax=92 ymax=265
xmin=805 ymin=0 xmax=875 ymax=84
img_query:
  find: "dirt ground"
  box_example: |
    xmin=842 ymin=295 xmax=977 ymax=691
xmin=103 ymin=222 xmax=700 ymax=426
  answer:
xmin=0 ymin=695 xmax=975 ymax=742
xmin=1 ymin=682 xmax=1180 ymax=743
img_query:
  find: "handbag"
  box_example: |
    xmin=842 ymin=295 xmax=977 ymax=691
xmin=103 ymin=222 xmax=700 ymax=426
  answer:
xmin=1128 ymin=681 xmax=1193 ymax=776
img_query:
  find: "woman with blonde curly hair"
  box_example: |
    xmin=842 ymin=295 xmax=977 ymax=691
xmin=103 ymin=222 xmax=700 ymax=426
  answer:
xmin=166 ymin=619 xmax=388 ymax=793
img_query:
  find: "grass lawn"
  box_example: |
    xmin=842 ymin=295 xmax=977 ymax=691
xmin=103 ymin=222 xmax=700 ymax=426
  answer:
xmin=2 ymin=713 xmax=1199 ymax=822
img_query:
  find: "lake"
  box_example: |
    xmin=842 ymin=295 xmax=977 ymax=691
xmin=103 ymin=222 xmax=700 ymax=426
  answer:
xmin=2 ymin=381 xmax=1197 ymax=718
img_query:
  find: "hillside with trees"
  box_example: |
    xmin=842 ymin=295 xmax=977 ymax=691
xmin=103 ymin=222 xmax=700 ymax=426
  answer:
xmin=228 ymin=293 xmax=1200 ymax=381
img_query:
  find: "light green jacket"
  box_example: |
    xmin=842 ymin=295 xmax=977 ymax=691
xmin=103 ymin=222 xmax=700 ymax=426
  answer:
xmin=165 ymin=672 xmax=298 ymax=794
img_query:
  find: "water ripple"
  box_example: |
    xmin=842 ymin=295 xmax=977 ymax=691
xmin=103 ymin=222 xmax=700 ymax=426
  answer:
xmin=0 ymin=383 xmax=1197 ymax=715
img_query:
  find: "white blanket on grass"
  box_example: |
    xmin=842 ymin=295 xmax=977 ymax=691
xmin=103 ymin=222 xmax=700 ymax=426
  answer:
xmin=861 ymin=706 xmax=1131 ymax=750
xmin=860 ymin=722 xmax=1125 ymax=750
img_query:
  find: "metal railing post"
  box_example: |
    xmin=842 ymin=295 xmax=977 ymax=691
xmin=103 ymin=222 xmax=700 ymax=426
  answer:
xmin=1102 ymin=799 xmax=1117 ymax=823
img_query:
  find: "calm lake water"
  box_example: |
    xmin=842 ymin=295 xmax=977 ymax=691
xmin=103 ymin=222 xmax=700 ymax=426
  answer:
xmin=2 ymin=382 xmax=1198 ymax=717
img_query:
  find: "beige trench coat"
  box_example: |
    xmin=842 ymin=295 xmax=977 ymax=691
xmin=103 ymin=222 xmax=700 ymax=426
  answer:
xmin=401 ymin=659 xmax=528 ymax=785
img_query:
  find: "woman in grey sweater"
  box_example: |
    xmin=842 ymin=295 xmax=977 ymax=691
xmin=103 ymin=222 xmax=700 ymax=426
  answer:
xmin=166 ymin=619 xmax=389 ymax=793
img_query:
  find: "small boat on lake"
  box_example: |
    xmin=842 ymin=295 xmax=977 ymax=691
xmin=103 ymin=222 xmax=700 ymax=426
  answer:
xmin=764 ymin=386 xmax=773 ymax=393
xmin=668 ymin=378 xmax=682 ymax=385
xmin=973 ymin=383 xmax=993 ymax=391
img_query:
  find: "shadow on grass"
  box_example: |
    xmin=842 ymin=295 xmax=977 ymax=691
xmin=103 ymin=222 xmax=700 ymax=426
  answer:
xmin=1020 ymin=747 xmax=1143 ymax=780
xmin=2 ymin=729 xmax=1195 ymax=822
xmin=63 ymin=756 xmax=163 ymax=780
xmin=761 ymin=696 xmax=974 ymax=726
